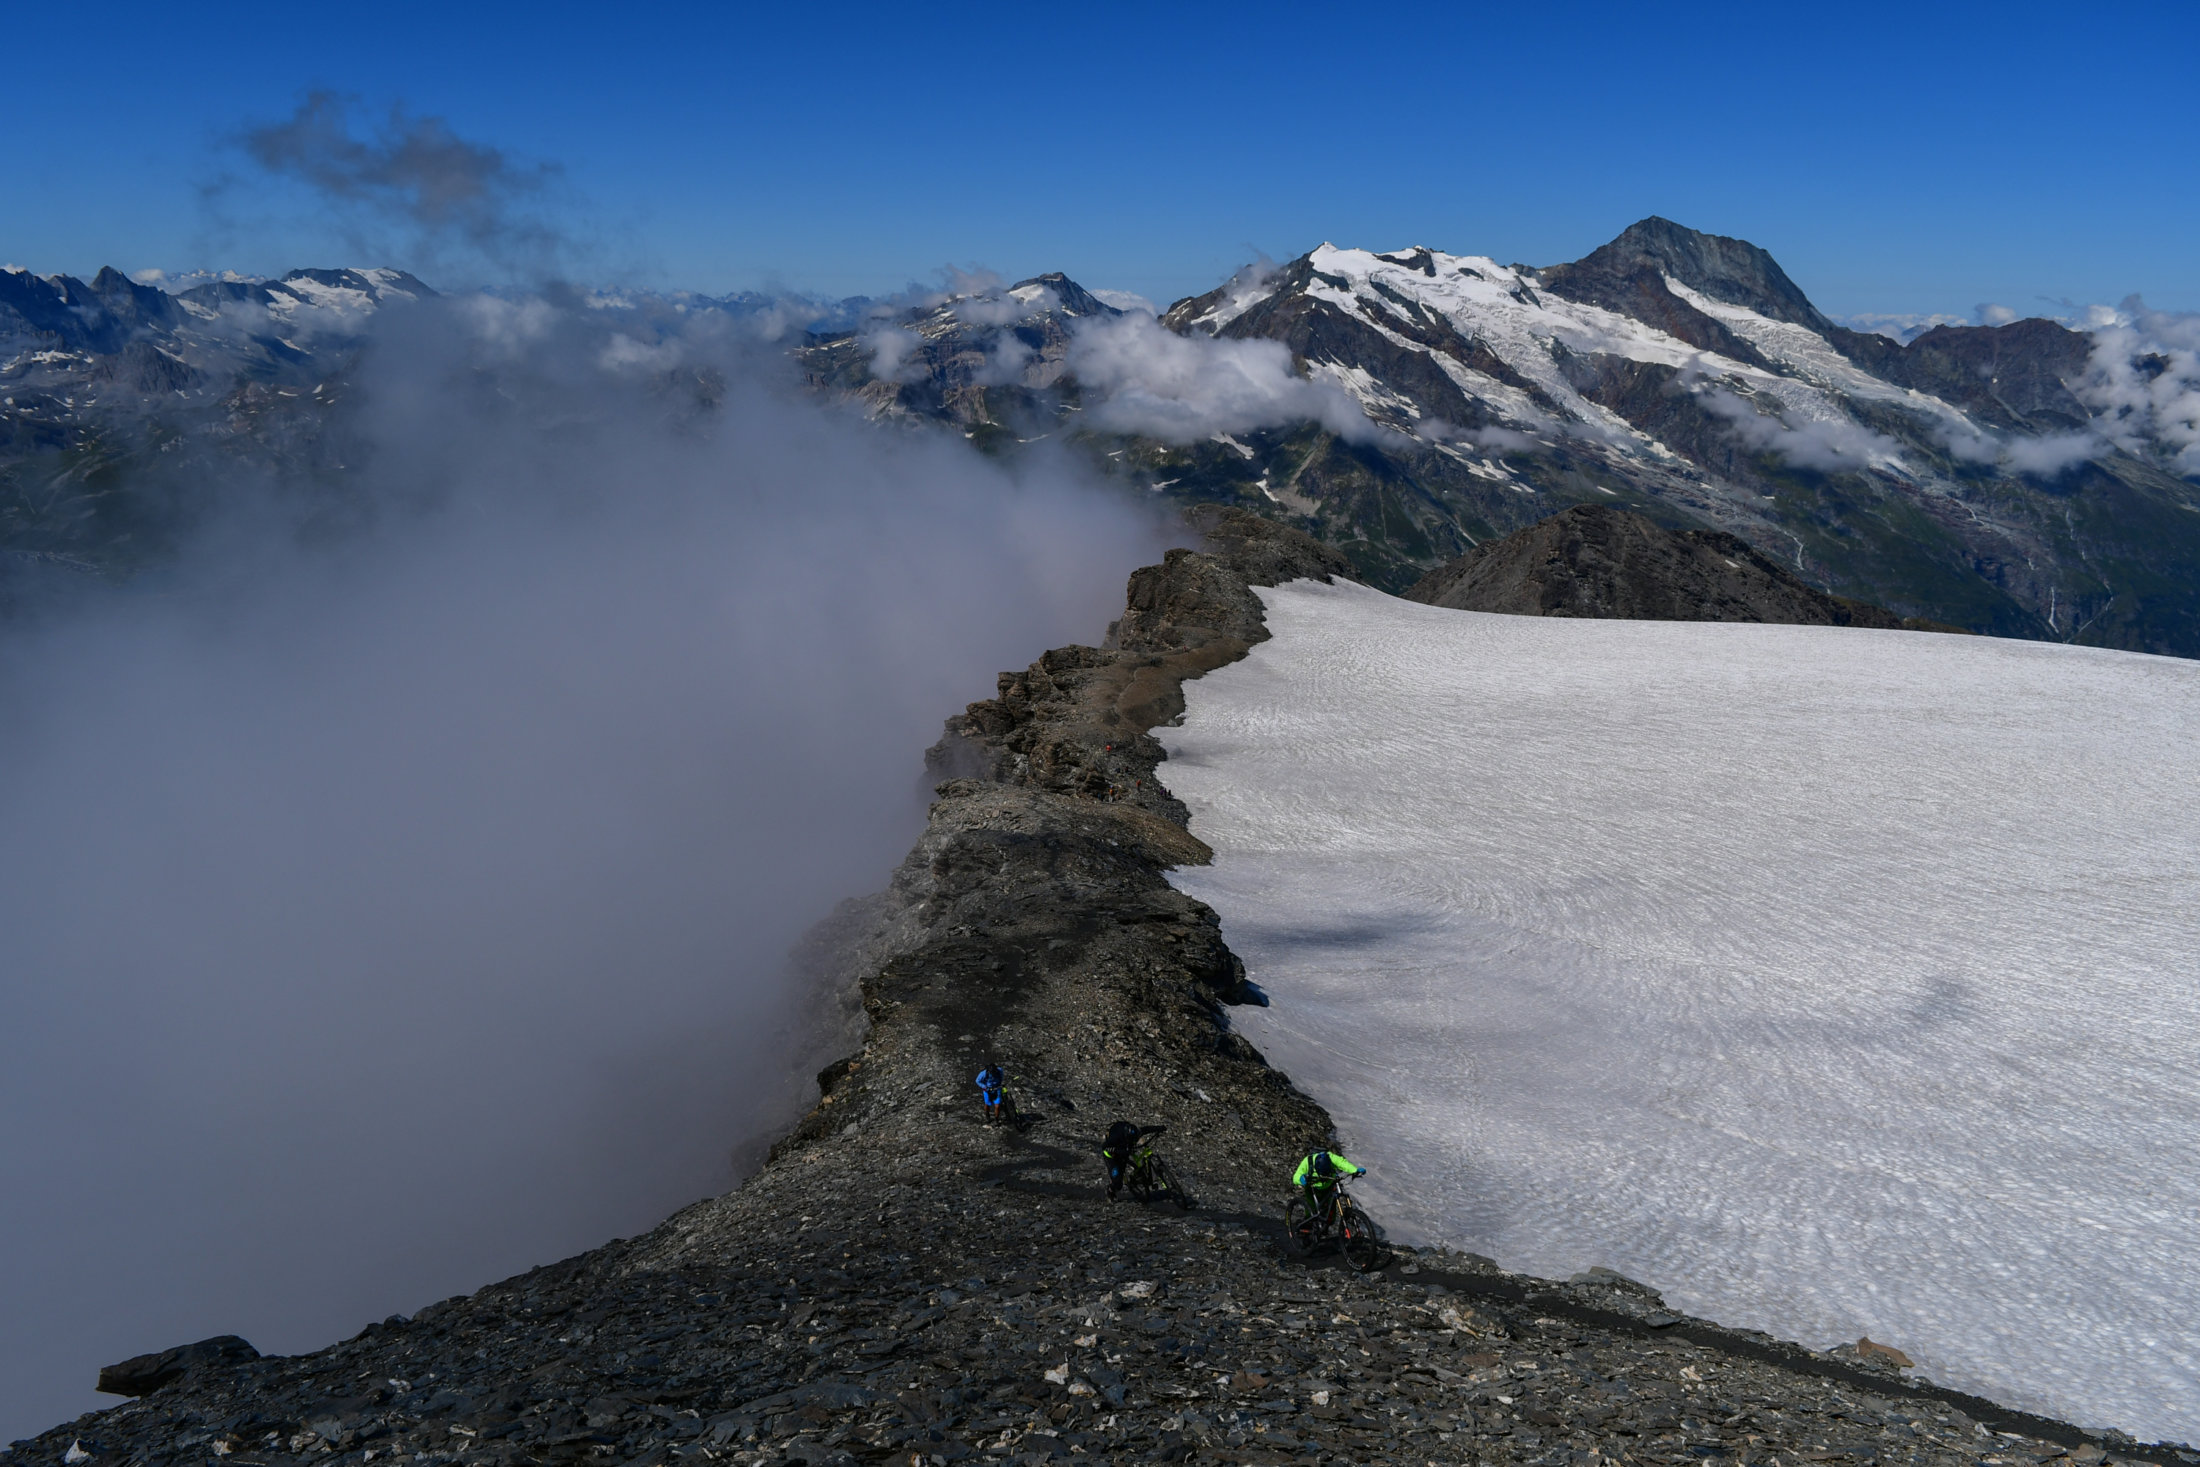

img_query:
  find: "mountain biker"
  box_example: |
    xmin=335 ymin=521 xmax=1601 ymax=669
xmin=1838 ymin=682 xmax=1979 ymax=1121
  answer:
xmin=974 ymin=1063 xmax=1013 ymax=1126
xmin=1292 ymin=1148 xmax=1365 ymax=1231
xmin=1100 ymin=1121 xmax=1166 ymax=1200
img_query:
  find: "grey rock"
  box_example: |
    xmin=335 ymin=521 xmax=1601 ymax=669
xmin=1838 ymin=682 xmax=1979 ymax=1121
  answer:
xmin=1406 ymin=503 xmax=1933 ymax=628
xmin=94 ymin=1335 xmax=259 ymax=1397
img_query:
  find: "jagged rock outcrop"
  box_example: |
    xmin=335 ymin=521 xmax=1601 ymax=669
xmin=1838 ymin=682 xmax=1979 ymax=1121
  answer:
xmin=94 ymin=1338 xmax=260 ymax=1399
xmin=9 ymin=510 xmax=2173 ymax=1467
xmin=1405 ymin=504 xmax=1955 ymax=630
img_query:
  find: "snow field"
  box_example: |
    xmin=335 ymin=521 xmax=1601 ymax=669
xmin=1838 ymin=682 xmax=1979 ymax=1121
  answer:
xmin=1158 ymin=579 xmax=2200 ymax=1443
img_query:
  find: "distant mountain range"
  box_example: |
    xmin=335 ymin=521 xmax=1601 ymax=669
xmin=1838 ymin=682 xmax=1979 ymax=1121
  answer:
xmin=6 ymin=221 xmax=2197 ymax=655
xmin=806 ymin=219 xmax=2199 ymax=657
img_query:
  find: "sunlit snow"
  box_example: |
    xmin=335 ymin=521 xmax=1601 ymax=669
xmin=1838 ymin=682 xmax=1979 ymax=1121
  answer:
xmin=1160 ymin=579 xmax=2200 ymax=1444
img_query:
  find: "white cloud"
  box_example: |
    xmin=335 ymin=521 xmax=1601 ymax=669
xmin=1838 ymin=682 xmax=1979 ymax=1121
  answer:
xmin=1999 ymin=430 xmax=2102 ymax=477
xmin=597 ymin=331 xmax=681 ymax=373
xmin=1173 ymin=256 xmax=1285 ymax=333
xmin=1976 ymin=303 xmax=2019 ymax=326
xmin=1064 ymin=311 xmax=1378 ymax=444
xmin=1089 ymin=288 xmax=1157 ymax=315
xmin=1471 ymin=425 xmax=1540 ymax=452
xmin=0 ymin=287 xmax=1169 ymax=1444
xmin=739 ymin=297 xmax=828 ymax=343
xmin=1930 ymin=413 xmax=2103 ymax=480
xmin=1695 ymin=385 xmax=1904 ymax=473
xmin=2077 ymin=297 xmax=2200 ymax=477
xmin=970 ymin=330 xmax=1035 ymax=388
xmin=455 ymin=292 xmax=560 ymax=360
xmin=1415 ymin=416 xmax=1541 ymax=454
xmin=939 ymin=265 xmax=1004 ymax=298
xmin=1838 ymin=311 xmax=1968 ymax=343
xmin=861 ymin=325 xmax=926 ymax=383
xmin=953 ymin=286 xmax=1049 ymax=328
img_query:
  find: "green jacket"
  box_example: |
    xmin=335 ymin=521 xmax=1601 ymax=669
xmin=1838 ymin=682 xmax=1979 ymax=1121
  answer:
xmin=1292 ymin=1151 xmax=1365 ymax=1189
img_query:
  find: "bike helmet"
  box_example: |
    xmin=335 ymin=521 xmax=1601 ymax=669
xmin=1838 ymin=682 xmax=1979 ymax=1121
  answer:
xmin=1311 ymin=1151 xmax=1338 ymax=1178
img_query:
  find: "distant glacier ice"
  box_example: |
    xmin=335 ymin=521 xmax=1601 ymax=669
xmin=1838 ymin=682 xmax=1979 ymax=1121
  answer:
xmin=1159 ymin=579 xmax=2200 ymax=1443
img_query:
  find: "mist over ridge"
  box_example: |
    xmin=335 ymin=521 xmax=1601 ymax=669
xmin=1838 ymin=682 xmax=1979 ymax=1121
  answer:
xmin=0 ymin=284 xmax=1170 ymax=1442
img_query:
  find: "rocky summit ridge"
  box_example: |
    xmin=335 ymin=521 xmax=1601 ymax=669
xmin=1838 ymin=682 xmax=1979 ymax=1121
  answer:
xmin=12 ymin=511 xmax=2191 ymax=1467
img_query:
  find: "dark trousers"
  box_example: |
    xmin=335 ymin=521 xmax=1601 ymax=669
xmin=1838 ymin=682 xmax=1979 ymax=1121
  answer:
xmin=1301 ymin=1183 xmax=1338 ymax=1229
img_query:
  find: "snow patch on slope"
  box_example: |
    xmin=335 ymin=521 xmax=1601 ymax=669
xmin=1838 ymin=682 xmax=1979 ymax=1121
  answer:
xmin=1160 ymin=579 xmax=2200 ymax=1444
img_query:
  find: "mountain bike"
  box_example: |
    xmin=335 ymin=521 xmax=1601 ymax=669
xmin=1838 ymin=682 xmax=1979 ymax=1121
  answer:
xmin=1124 ymin=1140 xmax=1195 ymax=1211
xmin=1283 ymin=1180 xmax=1383 ymax=1271
xmin=977 ymin=1072 xmax=1021 ymax=1129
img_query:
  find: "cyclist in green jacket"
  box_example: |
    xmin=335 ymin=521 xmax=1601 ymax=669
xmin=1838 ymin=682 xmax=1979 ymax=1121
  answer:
xmin=1293 ymin=1148 xmax=1366 ymax=1231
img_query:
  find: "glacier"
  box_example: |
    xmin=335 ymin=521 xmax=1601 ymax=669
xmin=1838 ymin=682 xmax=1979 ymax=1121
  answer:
xmin=1158 ymin=579 xmax=2200 ymax=1443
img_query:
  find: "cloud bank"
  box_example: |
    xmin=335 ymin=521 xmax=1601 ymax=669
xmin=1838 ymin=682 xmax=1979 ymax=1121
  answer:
xmin=0 ymin=292 xmax=1165 ymax=1443
xmin=2080 ymin=297 xmax=2200 ymax=477
xmin=1065 ymin=311 xmax=1376 ymax=444
xmin=1694 ymin=385 xmax=1904 ymax=473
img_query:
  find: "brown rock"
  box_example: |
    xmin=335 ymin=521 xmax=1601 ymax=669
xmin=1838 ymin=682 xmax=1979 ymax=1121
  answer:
xmin=1857 ymin=1336 xmax=1915 ymax=1369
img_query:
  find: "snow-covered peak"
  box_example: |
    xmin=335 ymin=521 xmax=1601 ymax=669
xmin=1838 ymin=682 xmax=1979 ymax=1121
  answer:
xmin=1168 ymin=241 xmax=1990 ymax=483
xmin=1307 ymin=242 xmax=1729 ymax=376
xmin=269 ymin=268 xmax=429 ymax=315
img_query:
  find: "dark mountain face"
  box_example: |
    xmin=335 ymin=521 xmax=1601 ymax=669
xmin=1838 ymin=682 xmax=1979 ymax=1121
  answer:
xmin=0 ymin=267 xmax=185 ymax=354
xmin=1877 ymin=319 xmax=2095 ymax=432
xmin=1544 ymin=216 xmax=1837 ymax=333
xmin=1405 ymin=503 xmax=1922 ymax=629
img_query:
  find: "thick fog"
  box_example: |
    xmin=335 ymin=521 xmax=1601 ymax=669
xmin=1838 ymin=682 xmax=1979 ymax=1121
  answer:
xmin=0 ymin=293 xmax=1167 ymax=1441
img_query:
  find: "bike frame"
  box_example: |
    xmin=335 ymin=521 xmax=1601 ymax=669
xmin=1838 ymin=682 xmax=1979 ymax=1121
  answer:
xmin=1303 ymin=1180 xmax=1355 ymax=1236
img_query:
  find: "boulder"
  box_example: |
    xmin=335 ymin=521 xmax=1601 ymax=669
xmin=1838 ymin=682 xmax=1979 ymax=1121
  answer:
xmin=97 ymin=1335 xmax=259 ymax=1396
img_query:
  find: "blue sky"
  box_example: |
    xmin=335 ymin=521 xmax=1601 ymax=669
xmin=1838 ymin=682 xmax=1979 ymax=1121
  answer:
xmin=8 ymin=0 xmax=2196 ymax=319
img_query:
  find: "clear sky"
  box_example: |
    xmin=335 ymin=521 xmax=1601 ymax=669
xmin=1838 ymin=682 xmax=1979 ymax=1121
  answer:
xmin=8 ymin=0 xmax=2196 ymax=319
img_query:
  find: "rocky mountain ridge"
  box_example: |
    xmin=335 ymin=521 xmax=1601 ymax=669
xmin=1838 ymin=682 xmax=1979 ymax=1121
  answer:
xmin=803 ymin=221 xmax=2200 ymax=658
xmin=0 ymin=264 xmax=433 ymax=589
xmin=7 ymin=221 xmax=2196 ymax=654
xmin=10 ymin=511 xmax=2191 ymax=1467
xmin=1404 ymin=503 xmax=1953 ymax=629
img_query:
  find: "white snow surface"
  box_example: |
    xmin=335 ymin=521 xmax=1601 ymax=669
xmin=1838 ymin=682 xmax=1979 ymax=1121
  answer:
xmin=1159 ymin=579 xmax=2200 ymax=1444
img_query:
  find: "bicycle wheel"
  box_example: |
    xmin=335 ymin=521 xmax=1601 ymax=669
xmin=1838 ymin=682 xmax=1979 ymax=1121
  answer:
xmin=1151 ymin=1157 xmax=1195 ymax=1211
xmin=1282 ymin=1197 xmax=1315 ymax=1256
xmin=1339 ymin=1202 xmax=1383 ymax=1272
